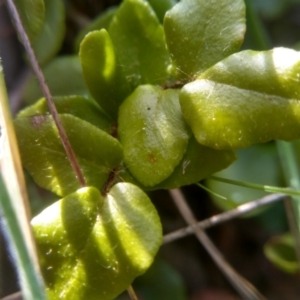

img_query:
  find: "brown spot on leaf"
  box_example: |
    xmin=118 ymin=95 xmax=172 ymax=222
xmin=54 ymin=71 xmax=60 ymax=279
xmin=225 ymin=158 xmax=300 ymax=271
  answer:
xmin=30 ymin=115 xmax=46 ymax=129
xmin=148 ymin=153 xmax=156 ymax=164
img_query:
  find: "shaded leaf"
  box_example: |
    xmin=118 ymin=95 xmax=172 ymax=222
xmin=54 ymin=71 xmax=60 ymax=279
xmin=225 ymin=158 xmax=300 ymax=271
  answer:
xmin=180 ymin=48 xmax=300 ymax=150
xmin=147 ymin=0 xmax=177 ymax=23
xmin=32 ymin=184 xmax=162 ymax=300
xmin=108 ymin=0 xmax=171 ymax=90
xmin=118 ymin=85 xmax=190 ymax=186
xmin=33 ymin=0 xmax=65 ymax=65
xmin=264 ymin=233 xmax=298 ymax=273
xmin=156 ymin=136 xmax=236 ymax=189
xmin=17 ymin=95 xmax=113 ymax=134
xmin=80 ymin=29 xmax=129 ymax=119
xmin=24 ymin=56 xmax=90 ymax=104
xmin=14 ymin=114 xmax=123 ymax=196
xmin=164 ymin=0 xmax=245 ymax=78
xmin=15 ymin=0 xmax=45 ymax=42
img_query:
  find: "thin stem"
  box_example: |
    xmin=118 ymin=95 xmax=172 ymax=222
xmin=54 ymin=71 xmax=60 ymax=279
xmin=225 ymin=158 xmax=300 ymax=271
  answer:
xmin=209 ymin=176 xmax=300 ymax=197
xmin=163 ymin=193 xmax=285 ymax=244
xmin=170 ymin=189 xmax=266 ymax=300
xmin=127 ymin=285 xmax=139 ymax=300
xmin=5 ymin=0 xmax=86 ymax=187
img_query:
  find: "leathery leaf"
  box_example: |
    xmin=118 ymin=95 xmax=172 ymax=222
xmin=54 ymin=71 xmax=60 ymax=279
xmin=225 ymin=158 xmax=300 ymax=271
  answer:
xmin=118 ymin=85 xmax=190 ymax=186
xmin=79 ymin=29 xmax=129 ymax=119
xmin=14 ymin=114 xmax=123 ymax=196
xmin=108 ymin=0 xmax=171 ymax=90
xmin=180 ymin=48 xmax=300 ymax=150
xmin=32 ymin=184 xmax=162 ymax=300
xmin=164 ymin=0 xmax=245 ymax=79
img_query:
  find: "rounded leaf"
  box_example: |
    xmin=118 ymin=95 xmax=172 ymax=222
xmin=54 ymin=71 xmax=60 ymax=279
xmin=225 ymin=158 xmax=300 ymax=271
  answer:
xmin=15 ymin=0 xmax=45 ymax=42
xmin=14 ymin=114 xmax=123 ymax=196
xmin=164 ymin=0 xmax=245 ymax=78
xmin=180 ymin=48 xmax=300 ymax=150
xmin=118 ymin=85 xmax=190 ymax=186
xmin=32 ymin=0 xmax=65 ymax=65
xmin=32 ymin=184 xmax=162 ymax=300
xmin=24 ymin=56 xmax=89 ymax=104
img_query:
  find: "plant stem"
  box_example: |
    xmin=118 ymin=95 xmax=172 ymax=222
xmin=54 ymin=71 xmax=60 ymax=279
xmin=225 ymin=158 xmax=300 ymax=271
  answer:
xmin=163 ymin=193 xmax=285 ymax=244
xmin=127 ymin=285 xmax=139 ymax=300
xmin=169 ymin=189 xmax=266 ymax=300
xmin=4 ymin=0 xmax=86 ymax=187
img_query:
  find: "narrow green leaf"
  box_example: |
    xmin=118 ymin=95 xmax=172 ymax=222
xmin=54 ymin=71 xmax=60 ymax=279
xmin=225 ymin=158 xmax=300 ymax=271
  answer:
xmin=15 ymin=0 xmax=45 ymax=42
xmin=14 ymin=114 xmax=123 ymax=196
xmin=180 ymin=48 xmax=300 ymax=150
xmin=164 ymin=0 xmax=246 ymax=78
xmin=156 ymin=136 xmax=236 ymax=189
xmin=24 ymin=56 xmax=90 ymax=104
xmin=80 ymin=29 xmax=129 ymax=118
xmin=17 ymin=95 xmax=114 ymax=134
xmin=108 ymin=0 xmax=171 ymax=90
xmin=0 ymin=63 xmax=46 ymax=299
xmin=118 ymin=85 xmax=190 ymax=186
xmin=264 ymin=233 xmax=298 ymax=273
xmin=32 ymin=0 xmax=65 ymax=65
xmin=206 ymin=144 xmax=281 ymax=212
xmin=32 ymin=184 xmax=162 ymax=300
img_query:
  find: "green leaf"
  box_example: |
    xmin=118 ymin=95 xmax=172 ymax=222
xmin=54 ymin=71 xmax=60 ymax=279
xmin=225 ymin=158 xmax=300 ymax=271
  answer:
xmin=24 ymin=56 xmax=90 ymax=104
xmin=180 ymin=48 xmax=300 ymax=150
xmin=118 ymin=85 xmax=190 ymax=186
xmin=75 ymin=6 xmax=117 ymax=52
xmin=80 ymin=29 xmax=129 ymax=119
xmin=206 ymin=144 xmax=281 ymax=213
xmin=17 ymin=95 xmax=114 ymax=134
xmin=15 ymin=0 xmax=45 ymax=42
xmin=147 ymin=0 xmax=177 ymax=23
xmin=264 ymin=233 xmax=298 ymax=273
xmin=32 ymin=184 xmax=162 ymax=300
xmin=156 ymin=136 xmax=236 ymax=189
xmin=32 ymin=0 xmax=65 ymax=65
xmin=108 ymin=0 xmax=171 ymax=90
xmin=14 ymin=114 xmax=123 ymax=196
xmin=164 ymin=0 xmax=246 ymax=78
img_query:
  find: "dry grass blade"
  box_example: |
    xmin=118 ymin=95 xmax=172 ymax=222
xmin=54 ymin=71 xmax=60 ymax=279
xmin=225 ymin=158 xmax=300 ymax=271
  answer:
xmin=169 ymin=189 xmax=267 ymax=300
xmin=164 ymin=193 xmax=286 ymax=244
xmin=0 ymin=64 xmax=45 ymax=298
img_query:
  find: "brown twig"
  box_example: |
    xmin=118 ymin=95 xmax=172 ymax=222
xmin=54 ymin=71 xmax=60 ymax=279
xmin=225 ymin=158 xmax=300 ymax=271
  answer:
xmin=164 ymin=193 xmax=285 ymax=244
xmin=127 ymin=285 xmax=139 ymax=300
xmin=4 ymin=0 xmax=86 ymax=187
xmin=169 ymin=188 xmax=266 ymax=300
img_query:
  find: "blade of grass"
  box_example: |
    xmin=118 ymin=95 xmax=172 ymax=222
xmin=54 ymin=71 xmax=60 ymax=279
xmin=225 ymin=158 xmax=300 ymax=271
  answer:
xmin=0 ymin=64 xmax=46 ymax=299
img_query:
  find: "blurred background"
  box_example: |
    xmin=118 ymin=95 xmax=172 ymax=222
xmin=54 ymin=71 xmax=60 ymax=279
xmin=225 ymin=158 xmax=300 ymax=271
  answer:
xmin=1 ymin=0 xmax=300 ymax=299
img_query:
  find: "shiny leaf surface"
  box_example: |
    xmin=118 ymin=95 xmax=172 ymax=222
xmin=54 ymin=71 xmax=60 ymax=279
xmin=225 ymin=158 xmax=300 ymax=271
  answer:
xmin=32 ymin=184 xmax=162 ymax=300
xmin=118 ymin=85 xmax=190 ymax=186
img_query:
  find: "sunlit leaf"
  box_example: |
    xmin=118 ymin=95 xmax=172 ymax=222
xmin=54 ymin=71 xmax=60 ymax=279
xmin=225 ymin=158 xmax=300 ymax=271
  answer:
xmin=108 ymin=0 xmax=171 ymax=90
xmin=32 ymin=184 xmax=162 ymax=300
xmin=180 ymin=48 xmax=300 ymax=150
xmin=118 ymin=85 xmax=190 ymax=186
xmin=14 ymin=114 xmax=123 ymax=196
xmin=164 ymin=0 xmax=245 ymax=79
xmin=80 ymin=29 xmax=129 ymax=119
